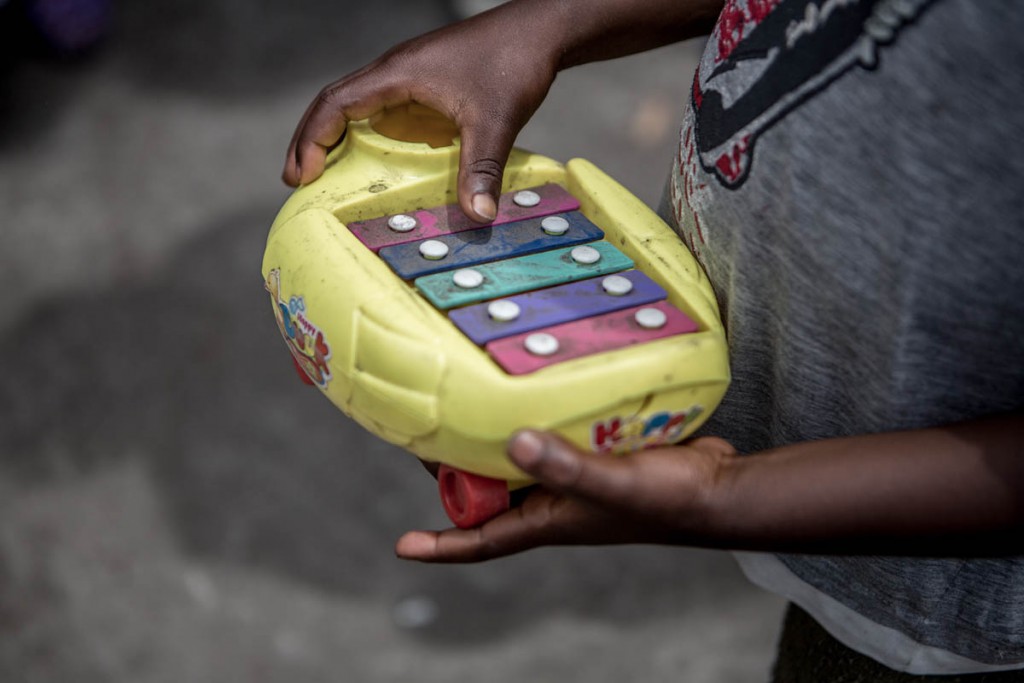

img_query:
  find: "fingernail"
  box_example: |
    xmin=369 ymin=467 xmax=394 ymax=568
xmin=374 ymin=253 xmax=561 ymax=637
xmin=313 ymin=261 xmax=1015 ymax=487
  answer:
xmin=472 ymin=193 xmax=497 ymax=221
xmin=395 ymin=531 xmax=433 ymax=561
xmin=508 ymin=430 xmax=545 ymax=469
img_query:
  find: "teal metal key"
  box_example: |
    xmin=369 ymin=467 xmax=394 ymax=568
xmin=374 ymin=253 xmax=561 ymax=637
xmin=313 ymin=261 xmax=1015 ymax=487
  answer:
xmin=415 ymin=241 xmax=634 ymax=310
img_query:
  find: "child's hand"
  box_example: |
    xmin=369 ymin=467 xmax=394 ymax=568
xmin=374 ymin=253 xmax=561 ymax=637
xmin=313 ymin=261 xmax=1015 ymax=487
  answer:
xmin=396 ymin=413 xmax=1024 ymax=561
xmin=395 ymin=431 xmax=738 ymax=563
xmin=283 ymin=0 xmax=726 ymax=222
xmin=282 ymin=3 xmax=564 ymax=222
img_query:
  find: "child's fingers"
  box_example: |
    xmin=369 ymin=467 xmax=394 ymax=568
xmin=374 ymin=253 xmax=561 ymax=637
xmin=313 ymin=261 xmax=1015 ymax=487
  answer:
xmin=283 ymin=66 xmax=409 ymax=186
xmin=282 ymin=61 xmax=379 ymax=185
xmin=507 ymin=430 xmax=640 ymax=503
xmin=393 ymin=521 xmax=536 ymax=564
xmin=454 ymin=113 xmax=519 ymax=222
xmin=394 ymin=495 xmax=584 ymax=563
xmin=506 ymin=430 xmax=715 ymax=522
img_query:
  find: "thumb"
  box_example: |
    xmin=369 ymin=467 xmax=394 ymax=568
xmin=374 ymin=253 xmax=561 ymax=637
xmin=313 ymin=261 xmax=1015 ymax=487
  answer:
xmin=507 ymin=430 xmax=639 ymax=505
xmin=456 ymin=118 xmax=517 ymax=223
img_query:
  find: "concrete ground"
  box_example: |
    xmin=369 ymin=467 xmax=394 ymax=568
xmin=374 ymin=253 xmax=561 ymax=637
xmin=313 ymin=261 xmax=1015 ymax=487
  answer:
xmin=0 ymin=1 xmax=785 ymax=681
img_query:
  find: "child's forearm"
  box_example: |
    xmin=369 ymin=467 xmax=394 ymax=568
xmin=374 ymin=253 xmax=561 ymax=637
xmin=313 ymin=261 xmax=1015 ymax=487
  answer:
xmin=706 ymin=412 xmax=1024 ymax=555
xmin=535 ymin=0 xmax=725 ymax=70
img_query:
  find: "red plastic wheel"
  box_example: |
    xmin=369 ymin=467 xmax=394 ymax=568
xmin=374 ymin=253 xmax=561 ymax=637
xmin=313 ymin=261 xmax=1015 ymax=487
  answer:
xmin=438 ymin=464 xmax=510 ymax=529
xmin=291 ymin=355 xmax=315 ymax=385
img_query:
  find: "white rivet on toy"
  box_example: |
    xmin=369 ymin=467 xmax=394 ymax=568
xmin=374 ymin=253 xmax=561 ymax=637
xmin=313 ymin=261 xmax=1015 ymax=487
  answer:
xmin=602 ymin=275 xmax=633 ymax=296
xmin=513 ymin=190 xmax=541 ymax=207
xmin=635 ymin=307 xmax=668 ymax=329
xmin=540 ymin=216 xmax=569 ymax=236
xmin=419 ymin=240 xmax=449 ymax=260
xmin=524 ymin=332 xmax=559 ymax=356
xmin=452 ymin=269 xmax=484 ymax=289
xmin=387 ymin=214 xmax=417 ymax=232
xmin=487 ymin=300 xmax=521 ymax=322
xmin=571 ymin=245 xmax=601 ymax=264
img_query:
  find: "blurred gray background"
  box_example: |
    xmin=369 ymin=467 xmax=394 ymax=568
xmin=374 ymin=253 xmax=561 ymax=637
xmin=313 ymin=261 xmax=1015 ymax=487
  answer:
xmin=0 ymin=1 xmax=785 ymax=681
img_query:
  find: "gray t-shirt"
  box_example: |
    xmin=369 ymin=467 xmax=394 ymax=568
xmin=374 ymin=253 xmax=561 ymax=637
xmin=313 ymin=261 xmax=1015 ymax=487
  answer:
xmin=663 ymin=0 xmax=1024 ymax=673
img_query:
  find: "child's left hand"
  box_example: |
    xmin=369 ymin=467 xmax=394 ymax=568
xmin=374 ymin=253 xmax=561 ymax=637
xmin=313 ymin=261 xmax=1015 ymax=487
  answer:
xmin=396 ymin=412 xmax=1024 ymax=562
xmin=395 ymin=431 xmax=738 ymax=562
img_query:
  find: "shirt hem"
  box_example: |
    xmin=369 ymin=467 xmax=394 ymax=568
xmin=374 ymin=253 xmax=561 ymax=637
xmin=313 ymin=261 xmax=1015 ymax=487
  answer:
xmin=733 ymin=552 xmax=1024 ymax=675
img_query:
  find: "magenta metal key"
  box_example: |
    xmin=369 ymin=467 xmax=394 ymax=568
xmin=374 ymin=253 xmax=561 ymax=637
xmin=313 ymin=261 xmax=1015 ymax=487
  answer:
xmin=346 ymin=184 xmax=580 ymax=252
xmin=485 ymin=301 xmax=699 ymax=375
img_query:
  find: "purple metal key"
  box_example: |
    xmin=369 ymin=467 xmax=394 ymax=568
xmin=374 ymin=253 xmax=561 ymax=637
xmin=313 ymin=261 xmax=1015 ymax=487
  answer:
xmin=449 ymin=271 xmax=667 ymax=345
xmin=347 ymin=184 xmax=580 ymax=253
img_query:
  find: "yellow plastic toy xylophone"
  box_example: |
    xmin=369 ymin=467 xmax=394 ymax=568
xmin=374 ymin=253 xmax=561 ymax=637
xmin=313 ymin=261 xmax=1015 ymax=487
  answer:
xmin=263 ymin=104 xmax=729 ymax=528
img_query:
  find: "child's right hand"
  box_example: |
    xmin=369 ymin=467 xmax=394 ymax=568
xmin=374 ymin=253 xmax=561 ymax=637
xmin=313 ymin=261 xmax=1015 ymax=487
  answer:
xmin=282 ymin=2 xmax=565 ymax=223
xmin=282 ymin=0 xmax=725 ymax=222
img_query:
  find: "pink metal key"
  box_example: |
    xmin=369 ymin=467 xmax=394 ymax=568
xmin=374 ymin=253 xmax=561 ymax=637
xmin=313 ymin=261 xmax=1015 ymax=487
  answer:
xmin=485 ymin=301 xmax=699 ymax=375
xmin=347 ymin=184 xmax=580 ymax=252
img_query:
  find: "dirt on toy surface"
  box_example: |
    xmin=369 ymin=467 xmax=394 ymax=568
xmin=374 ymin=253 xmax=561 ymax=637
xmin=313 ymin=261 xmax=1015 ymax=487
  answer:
xmin=0 ymin=2 xmax=784 ymax=682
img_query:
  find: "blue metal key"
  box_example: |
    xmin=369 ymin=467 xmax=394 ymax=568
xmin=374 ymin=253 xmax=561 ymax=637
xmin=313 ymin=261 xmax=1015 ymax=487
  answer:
xmin=378 ymin=211 xmax=604 ymax=280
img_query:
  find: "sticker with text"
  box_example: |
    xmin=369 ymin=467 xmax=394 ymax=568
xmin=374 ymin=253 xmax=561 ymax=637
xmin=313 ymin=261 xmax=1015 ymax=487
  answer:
xmin=591 ymin=406 xmax=704 ymax=454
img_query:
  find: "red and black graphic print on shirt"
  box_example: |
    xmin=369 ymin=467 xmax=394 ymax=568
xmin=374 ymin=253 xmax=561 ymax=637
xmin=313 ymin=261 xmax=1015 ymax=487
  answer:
xmin=692 ymin=0 xmax=936 ymax=189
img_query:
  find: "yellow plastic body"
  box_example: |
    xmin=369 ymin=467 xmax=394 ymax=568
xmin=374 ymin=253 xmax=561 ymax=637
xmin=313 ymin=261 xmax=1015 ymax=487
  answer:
xmin=262 ymin=106 xmax=729 ymax=489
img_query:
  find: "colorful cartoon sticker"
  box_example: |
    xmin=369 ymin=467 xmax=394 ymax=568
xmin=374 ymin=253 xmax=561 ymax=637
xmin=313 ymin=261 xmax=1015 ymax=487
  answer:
xmin=265 ymin=269 xmax=332 ymax=388
xmin=591 ymin=406 xmax=704 ymax=454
